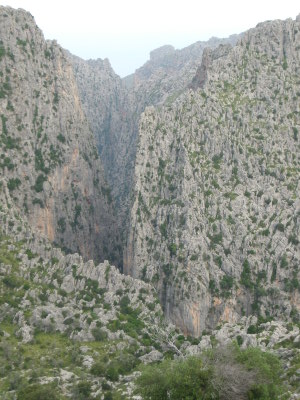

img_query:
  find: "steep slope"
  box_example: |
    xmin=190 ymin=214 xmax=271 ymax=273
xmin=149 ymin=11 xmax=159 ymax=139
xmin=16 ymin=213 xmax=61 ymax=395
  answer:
xmin=70 ymin=35 xmax=241 ymax=250
xmin=70 ymin=55 xmax=136 ymax=236
xmin=1 ymin=178 xmax=299 ymax=399
xmin=125 ymin=16 xmax=300 ymax=336
xmin=0 ymin=7 xmax=121 ymax=265
xmin=0 ymin=177 xmax=166 ymax=398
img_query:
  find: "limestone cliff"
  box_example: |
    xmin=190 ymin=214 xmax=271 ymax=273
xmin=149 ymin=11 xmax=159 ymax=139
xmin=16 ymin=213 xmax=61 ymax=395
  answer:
xmin=127 ymin=34 xmax=241 ymax=108
xmin=0 ymin=7 xmax=120 ymax=265
xmin=125 ymin=16 xmax=300 ymax=335
xmin=70 ymin=55 xmax=136 ymax=239
xmin=70 ymin=34 xmax=241 ymax=252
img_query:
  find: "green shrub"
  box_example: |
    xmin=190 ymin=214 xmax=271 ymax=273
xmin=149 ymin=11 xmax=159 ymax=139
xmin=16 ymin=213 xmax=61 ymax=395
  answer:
xmin=135 ymin=356 xmax=215 ymax=399
xmin=168 ymin=243 xmax=177 ymax=256
xmin=236 ymin=335 xmax=243 ymax=346
xmin=7 ymin=178 xmax=21 ymax=191
xmin=76 ymin=381 xmax=91 ymax=398
xmin=209 ymin=233 xmax=223 ymax=248
xmin=119 ymin=295 xmax=131 ymax=314
xmin=241 ymin=259 xmax=252 ymax=288
xmin=33 ymin=174 xmax=47 ymax=192
xmin=220 ymin=275 xmax=234 ymax=291
xmin=159 ymin=222 xmax=167 ymax=238
xmin=92 ymin=327 xmax=108 ymax=341
xmin=57 ymin=133 xmax=66 ymax=143
xmin=0 ymin=42 xmax=6 ymax=60
xmin=90 ymin=361 xmax=106 ymax=376
xmin=3 ymin=274 xmax=22 ymax=288
xmin=105 ymin=364 xmax=119 ymax=381
xmin=247 ymin=325 xmax=257 ymax=334
xmin=135 ymin=345 xmax=285 ymax=400
xmin=102 ymin=381 xmax=111 ymax=390
xmin=236 ymin=346 xmax=284 ymax=399
xmin=17 ymin=384 xmax=58 ymax=400
xmin=116 ymin=353 xmax=138 ymax=375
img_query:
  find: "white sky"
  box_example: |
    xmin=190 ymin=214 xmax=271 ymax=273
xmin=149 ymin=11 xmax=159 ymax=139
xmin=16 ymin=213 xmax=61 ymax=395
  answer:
xmin=1 ymin=1 xmax=300 ymax=77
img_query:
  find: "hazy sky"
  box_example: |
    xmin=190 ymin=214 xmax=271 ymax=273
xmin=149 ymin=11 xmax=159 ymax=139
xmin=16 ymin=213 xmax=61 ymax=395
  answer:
xmin=1 ymin=1 xmax=300 ymax=76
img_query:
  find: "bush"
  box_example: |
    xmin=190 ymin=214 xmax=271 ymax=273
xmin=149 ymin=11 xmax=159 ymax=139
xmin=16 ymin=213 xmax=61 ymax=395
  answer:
xmin=220 ymin=275 xmax=234 ymax=291
xmin=247 ymin=325 xmax=257 ymax=334
xmin=92 ymin=327 xmax=108 ymax=341
xmin=116 ymin=353 xmax=139 ymax=375
xmin=90 ymin=361 xmax=106 ymax=376
xmin=135 ymin=356 xmax=215 ymax=399
xmin=236 ymin=346 xmax=284 ymax=399
xmin=3 ymin=274 xmax=22 ymax=288
xmin=102 ymin=381 xmax=111 ymax=390
xmin=135 ymin=345 xmax=286 ymax=400
xmin=77 ymin=381 xmax=91 ymax=397
xmin=119 ymin=295 xmax=131 ymax=313
xmin=33 ymin=174 xmax=47 ymax=192
xmin=7 ymin=178 xmax=21 ymax=191
xmin=17 ymin=384 xmax=58 ymax=400
xmin=105 ymin=363 xmax=119 ymax=381
xmin=241 ymin=259 xmax=252 ymax=288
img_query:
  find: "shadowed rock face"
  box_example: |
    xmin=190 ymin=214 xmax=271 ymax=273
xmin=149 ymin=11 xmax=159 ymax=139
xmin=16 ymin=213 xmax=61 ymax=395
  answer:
xmin=0 ymin=7 xmax=121 ymax=265
xmin=125 ymin=16 xmax=300 ymax=335
xmin=69 ymin=54 xmax=137 ymax=251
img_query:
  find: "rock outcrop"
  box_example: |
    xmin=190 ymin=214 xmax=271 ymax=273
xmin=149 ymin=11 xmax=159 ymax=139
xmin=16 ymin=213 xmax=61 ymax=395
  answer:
xmin=125 ymin=16 xmax=300 ymax=336
xmin=0 ymin=6 xmax=121 ymax=265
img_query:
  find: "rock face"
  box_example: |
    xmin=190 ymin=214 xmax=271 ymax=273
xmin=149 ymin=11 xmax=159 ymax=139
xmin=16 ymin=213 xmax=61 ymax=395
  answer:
xmin=0 ymin=7 xmax=120 ymax=265
xmin=128 ymin=34 xmax=241 ymax=108
xmin=125 ymin=16 xmax=300 ymax=335
xmin=0 ymin=7 xmax=300 ymax=398
xmin=70 ymin=33 xmax=241 ymax=252
xmin=1 ymin=5 xmax=299 ymax=341
xmin=69 ymin=55 xmax=136 ymax=242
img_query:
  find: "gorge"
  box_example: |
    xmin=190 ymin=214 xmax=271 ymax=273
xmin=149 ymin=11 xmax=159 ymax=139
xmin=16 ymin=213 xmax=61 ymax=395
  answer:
xmin=0 ymin=6 xmax=299 ymax=399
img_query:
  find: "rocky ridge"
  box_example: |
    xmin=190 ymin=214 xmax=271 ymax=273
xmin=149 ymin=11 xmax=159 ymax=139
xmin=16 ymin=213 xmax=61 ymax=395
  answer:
xmin=127 ymin=34 xmax=241 ymax=107
xmin=125 ymin=15 xmax=300 ymax=336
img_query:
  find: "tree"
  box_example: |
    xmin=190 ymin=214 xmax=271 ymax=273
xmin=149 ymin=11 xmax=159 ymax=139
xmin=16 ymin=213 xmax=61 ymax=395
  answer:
xmin=144 ymin=315 xmax=183 ymax=356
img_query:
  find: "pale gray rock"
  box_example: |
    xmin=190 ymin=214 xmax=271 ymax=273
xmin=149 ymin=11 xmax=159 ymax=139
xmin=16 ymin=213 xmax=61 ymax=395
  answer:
xmin=0 ymin=6 xmax=118 ymax=264
xmin=125 ymin=14 xmax=300 ymax=336
xmin=139 ymin=349 xmax=163 ymax=363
